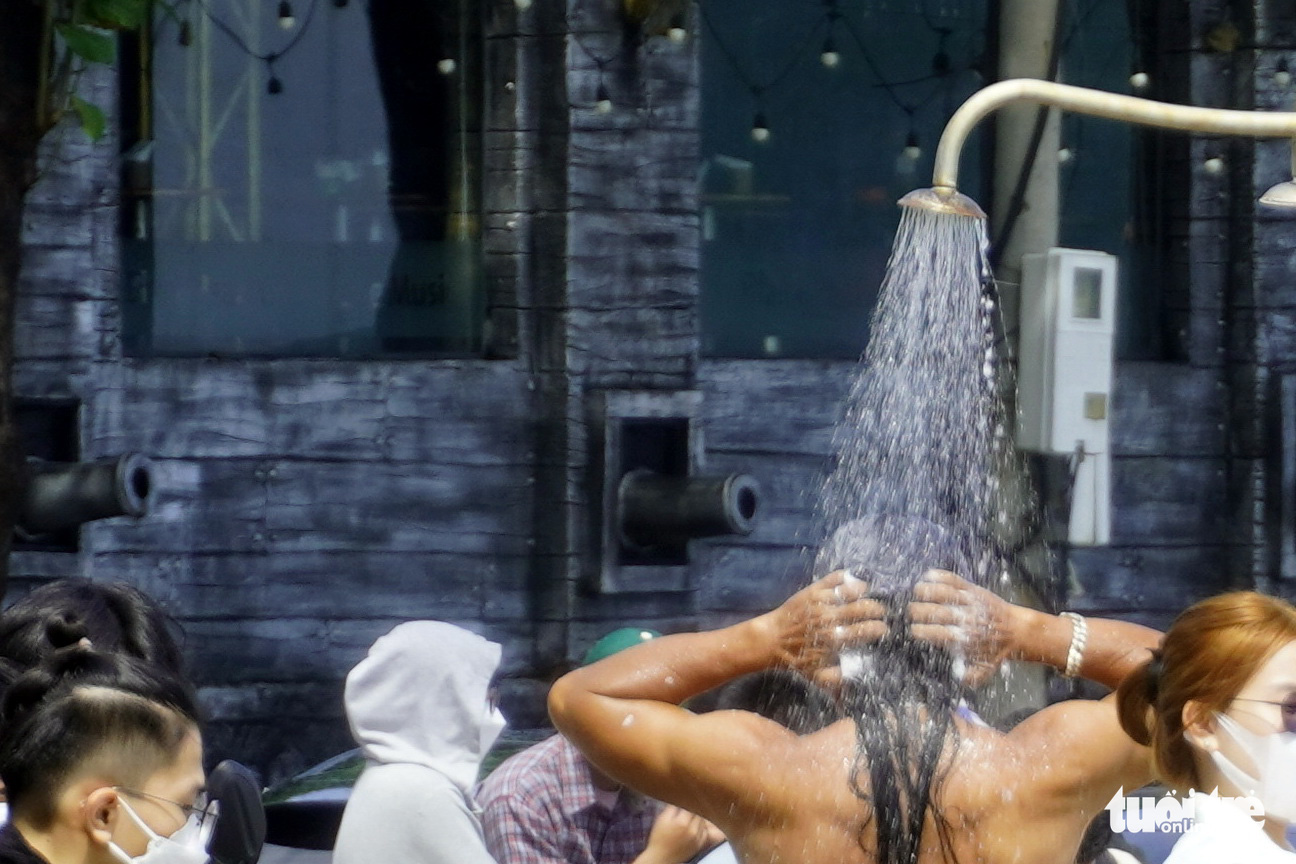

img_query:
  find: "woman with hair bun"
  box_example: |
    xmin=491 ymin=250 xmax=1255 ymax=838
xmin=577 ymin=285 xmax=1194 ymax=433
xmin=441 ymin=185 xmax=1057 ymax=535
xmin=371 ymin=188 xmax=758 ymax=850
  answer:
xmin=1115 ymin=591 xmax=1296 ymax=862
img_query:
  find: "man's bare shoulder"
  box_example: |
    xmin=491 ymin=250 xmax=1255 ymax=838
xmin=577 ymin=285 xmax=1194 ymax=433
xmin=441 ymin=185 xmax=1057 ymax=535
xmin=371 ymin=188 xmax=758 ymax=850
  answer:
xmin=685 ymin=707 xmax=838 ymax=754
xmin=994 ymin=696 xmax=1150 ymax=811
xmin=674 ymin=712 xmax=856 ymax=818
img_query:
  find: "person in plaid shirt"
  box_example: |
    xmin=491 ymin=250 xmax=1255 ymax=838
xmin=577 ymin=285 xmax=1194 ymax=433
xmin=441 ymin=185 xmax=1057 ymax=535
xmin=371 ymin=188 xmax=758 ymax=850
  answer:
xmin=478 ymin=629 xmax=722 ymax=864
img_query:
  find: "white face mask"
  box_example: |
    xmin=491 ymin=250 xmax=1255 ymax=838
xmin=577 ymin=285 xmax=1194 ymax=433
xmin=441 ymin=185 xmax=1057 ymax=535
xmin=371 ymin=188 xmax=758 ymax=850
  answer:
xmin=1211 ymin=712 xmax=1296 ymax=823
xmin=108 ymin=797 xmax=213 ymax=864
xmin=480 ymin=705 xmax=506 ymax=757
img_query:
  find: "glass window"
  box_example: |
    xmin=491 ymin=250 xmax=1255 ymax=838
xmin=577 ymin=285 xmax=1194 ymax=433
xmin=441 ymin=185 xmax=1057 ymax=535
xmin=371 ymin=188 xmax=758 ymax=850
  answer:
xmin=1071 ymin=267 xmax=1103 ymax=320
xmin=1055 ymin=0 xmax=1152 ymax=360
xmin=120 ymin=1 xmax=484 ymax=358
xmin=699 ymin=0 xmax=989 ymax=360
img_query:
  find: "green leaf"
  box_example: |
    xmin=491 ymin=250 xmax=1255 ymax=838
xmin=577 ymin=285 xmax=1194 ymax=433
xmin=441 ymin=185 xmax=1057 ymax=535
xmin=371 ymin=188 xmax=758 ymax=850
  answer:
xmin=72 ymin=97 xmax=107 ymax=141
xmin=56 ymin=24 xmax=116 ymax=64
xmin=81 ymin=0 xmax=148 ymax=30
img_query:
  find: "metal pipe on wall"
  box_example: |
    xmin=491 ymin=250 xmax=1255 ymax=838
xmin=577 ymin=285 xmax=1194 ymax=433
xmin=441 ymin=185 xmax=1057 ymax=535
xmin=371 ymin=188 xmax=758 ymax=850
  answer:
xmin=993 ymin=0 xmax=1061 ymax=306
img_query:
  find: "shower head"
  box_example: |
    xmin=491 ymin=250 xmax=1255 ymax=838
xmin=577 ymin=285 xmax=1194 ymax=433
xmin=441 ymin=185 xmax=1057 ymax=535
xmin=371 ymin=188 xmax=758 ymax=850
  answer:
xmin=897 ymin=187 xmax=987 ymax=219
xmin=1261 ymin=179 xmax=1296 ymax=208
xmin=1261 ymin=144 xmax=1296 ymax=209
xmin=905 ymin=79 xmax=1296 ymax=212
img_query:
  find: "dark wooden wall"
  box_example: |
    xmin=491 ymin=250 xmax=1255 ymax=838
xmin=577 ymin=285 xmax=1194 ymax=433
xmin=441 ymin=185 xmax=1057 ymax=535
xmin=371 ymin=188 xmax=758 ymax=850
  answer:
xmin=12 ymin=0 xmax=1296 ymax=781
xmin=1065 ymin=0 xmax=1293 ymax=628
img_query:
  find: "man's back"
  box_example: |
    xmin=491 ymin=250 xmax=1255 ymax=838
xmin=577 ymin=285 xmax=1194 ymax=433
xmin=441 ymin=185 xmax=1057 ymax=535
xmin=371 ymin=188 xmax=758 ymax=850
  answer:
xmin=710 ymin=701 xmax=1144 ymax=864
xmin=547 ymin=573 xmax=1157 ymax=864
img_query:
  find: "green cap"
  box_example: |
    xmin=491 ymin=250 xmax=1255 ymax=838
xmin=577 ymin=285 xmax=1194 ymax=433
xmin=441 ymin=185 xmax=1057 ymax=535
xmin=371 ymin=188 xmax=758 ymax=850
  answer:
xmin=582 ymin=627 xmax=661 ymax=665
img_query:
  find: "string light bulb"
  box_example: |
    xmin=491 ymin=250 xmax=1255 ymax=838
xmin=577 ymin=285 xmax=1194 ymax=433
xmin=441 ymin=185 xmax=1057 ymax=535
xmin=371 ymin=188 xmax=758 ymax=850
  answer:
xmin=1129 ymin=71 xmax=1150 ymax=91
xmin=267 ymin=73 xmax=284 ymax=95
xmin=1058 ymin=146 xmax=1073 ymax=164
xmin=820 ymin=36 xmax=840 ymax=68
xmin=1277 ymin=59 xmax=1292 ymax=88
xmin=595 ymin=82 xmax=613 ymax=114
xmin=277 ymin=1 xmax=296 ymax=29
xmin=515 ymin=0 xmax=533 ymax=9
xmin=437 ymin=58 xmax=457 ymax=75
xmin=178 ymin=19 xmax=192 ymax=46
xmin=667 ymin=13 xmax=687 ymax=43
xmin=751 ymin=112 xmax=770 ymax=143
xmin=1203 ymin=155 xmax=1225 ymax=175
xmin=903 ymin=131 xmax=921 ymax=161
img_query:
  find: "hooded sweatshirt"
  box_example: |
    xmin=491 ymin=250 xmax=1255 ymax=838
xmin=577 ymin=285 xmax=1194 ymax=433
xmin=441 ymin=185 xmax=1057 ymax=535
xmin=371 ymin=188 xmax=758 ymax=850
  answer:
xmin=332 ymin=621 xmax=505 ymax=864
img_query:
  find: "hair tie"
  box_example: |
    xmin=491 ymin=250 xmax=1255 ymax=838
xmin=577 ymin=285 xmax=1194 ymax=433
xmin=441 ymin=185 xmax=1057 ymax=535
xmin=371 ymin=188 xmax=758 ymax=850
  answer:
xmin=44 ymin=612 xmax=88 ymax=650
xmin=1144 ymin=650 xmax=1164 ymax=705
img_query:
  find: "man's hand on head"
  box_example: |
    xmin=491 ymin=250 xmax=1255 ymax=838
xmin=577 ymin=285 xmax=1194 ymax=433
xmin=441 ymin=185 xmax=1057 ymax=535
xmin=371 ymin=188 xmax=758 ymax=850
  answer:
xmin=763 ymin=571 xmax=889 ymax=683
xmin=908 ymin=568 xmax=1016 ymax=689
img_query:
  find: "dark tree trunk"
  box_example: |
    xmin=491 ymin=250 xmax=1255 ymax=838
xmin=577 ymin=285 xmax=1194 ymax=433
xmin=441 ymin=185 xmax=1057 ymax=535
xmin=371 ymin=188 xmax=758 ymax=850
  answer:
xmin=0 ymin=2 xmax=49 ymax=595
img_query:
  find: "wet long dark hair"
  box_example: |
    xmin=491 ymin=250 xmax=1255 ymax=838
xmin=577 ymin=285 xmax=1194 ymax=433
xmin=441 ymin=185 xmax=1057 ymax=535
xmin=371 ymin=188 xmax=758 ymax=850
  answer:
xmin=816 ymin=516 xmax=968 ymax=864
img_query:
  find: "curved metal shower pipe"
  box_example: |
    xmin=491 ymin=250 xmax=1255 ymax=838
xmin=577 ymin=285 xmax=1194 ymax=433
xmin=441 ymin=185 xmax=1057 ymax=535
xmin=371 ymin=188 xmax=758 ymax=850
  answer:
xmin=903 ymin=78 xmax=1296 ymax=216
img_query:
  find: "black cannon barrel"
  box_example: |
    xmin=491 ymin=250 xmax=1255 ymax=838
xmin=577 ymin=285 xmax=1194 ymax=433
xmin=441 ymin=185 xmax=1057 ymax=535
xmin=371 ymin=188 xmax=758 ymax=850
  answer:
xmin=618 ymin=470 xmax=760 ymax=549
xmin=19 ymin=454 xmax=153 ymax=536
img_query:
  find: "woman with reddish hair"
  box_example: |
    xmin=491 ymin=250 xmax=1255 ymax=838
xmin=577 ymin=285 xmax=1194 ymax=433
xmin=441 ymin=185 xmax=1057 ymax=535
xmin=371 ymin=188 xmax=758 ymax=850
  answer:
xmin=1116 ymin=591 xmax=1296 ymax=862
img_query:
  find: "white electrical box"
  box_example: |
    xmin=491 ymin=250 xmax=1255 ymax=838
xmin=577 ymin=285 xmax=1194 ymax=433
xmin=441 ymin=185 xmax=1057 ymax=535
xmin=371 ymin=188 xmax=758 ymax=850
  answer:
xmin=1017 ymin=248 xmax=1117 ymax=546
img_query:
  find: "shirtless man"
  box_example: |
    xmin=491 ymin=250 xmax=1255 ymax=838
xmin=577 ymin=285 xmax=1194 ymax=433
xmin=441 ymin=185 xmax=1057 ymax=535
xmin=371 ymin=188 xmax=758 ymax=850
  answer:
xmin=549 ymin=569 xmax=1160 ymax=864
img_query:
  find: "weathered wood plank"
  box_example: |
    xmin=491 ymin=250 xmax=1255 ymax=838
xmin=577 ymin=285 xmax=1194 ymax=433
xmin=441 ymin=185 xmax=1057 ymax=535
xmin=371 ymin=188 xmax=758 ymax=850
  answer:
xmin=565 ymin=307 xmax=696 ymax=379
xmin=1109 ymin=455 xmax=1230 ymax=544
xmin=200 ymin=682 xmax=346 ymax=723
xmin=1068 ymin=544 xmax=1244 ymax=614
xmin=15 ymin=295 xmax=108 ymax=361
xmin=183 ymin=617 xmax=533 ymax=686
xmin=566 ymin=249 xmax=699 ymax=310
xmin=1256 ymin=309 xmax=1296 ymax=371
xmin=18 ymin=247 xmax=115 ymax=299
xmin=20 ymin=204 xmax=97 ymax=249
xmin=5 ymin=552 xmax=85 ymax=583
xmin=1251 ymin=223 xmax=1296 ymax=311
xmin=693 ymin=543 xmax=813 ymax=613
xmin=1111 ymin=362 xmax=1226 ymax=456
xmin=83 ymin=458 xmax=533 ymax=555
xmin=700 ymin=360 xmax=855 ymax=456
xmin=15 ymin=362 xmax=95 ymax=404
xmin=569 ymin=130 xmax=699 ymax=213
xmin=86 ymin=362 xmax=534 ymax=461
xmin=261 ymin=461 xmax=533 ymax=555
xmin=89 ymin=550 xmax=530 ymax=620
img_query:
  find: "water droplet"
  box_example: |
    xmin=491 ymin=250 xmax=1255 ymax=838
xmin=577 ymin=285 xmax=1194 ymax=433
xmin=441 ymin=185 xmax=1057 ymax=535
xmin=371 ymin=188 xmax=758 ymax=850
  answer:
xmin=622 ymin=714 xmax=635 ymax=727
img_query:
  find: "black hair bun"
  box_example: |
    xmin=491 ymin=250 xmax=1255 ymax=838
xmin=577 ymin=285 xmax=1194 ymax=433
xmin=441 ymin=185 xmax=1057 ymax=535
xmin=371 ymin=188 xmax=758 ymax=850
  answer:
xmin=44 ymin=612 xmax=89 ymax=651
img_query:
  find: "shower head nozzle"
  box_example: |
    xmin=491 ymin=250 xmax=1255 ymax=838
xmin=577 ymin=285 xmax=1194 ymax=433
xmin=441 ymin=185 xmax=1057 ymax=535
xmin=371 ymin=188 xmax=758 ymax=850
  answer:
xmin=897 ymin=187 xmax=987 ymax=220
xmin=1260 ymin=179 xmax=1296 ymax=209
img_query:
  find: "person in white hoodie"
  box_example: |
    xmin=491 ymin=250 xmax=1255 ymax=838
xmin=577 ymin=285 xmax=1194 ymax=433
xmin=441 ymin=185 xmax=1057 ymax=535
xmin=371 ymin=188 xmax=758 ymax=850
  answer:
xmin=332 ymin=621 xmax=506 ymax=864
